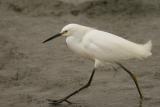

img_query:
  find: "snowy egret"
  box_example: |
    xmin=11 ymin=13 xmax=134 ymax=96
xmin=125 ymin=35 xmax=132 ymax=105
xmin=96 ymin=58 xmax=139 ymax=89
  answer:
xmin=43 ymin=24 xmax=152 ymax=104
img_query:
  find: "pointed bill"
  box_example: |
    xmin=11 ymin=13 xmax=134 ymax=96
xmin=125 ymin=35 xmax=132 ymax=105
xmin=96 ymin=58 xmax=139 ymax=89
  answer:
xmin=42 ymin=33 xmax=62 ymax=43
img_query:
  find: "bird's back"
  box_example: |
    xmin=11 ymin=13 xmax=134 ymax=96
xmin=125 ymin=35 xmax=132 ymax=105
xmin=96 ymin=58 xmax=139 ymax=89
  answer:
xmin=82 ymin=30 xmax=152 ymax=62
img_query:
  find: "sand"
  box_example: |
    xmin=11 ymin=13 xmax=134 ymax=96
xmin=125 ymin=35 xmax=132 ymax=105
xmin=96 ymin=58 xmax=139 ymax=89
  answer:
xmin=0 ymin=0 xmax=160 ymax=107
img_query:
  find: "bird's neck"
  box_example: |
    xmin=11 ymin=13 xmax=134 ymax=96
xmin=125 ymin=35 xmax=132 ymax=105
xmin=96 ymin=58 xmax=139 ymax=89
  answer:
xmin=66 ymin=35 xmax=82 ymax=44
xmin=71 ymin=28 xmax=92 ymax=42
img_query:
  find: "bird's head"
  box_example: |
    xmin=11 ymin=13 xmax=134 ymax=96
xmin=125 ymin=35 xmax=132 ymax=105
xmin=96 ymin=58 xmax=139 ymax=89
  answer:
xmin=42 ymin=23 xmax=92 ymax=43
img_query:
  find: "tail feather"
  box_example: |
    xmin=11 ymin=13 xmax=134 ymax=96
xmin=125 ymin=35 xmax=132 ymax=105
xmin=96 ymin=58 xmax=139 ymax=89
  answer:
xmin=142 ymin=40 xmax=152 ymax=58
xmin=144 ymin=40 xmax=152 ymax=52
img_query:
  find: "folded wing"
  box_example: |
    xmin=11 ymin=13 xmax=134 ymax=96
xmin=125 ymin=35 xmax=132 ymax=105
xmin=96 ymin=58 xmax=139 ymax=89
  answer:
xmin=82 ymin=30 xmax=151 ymax=62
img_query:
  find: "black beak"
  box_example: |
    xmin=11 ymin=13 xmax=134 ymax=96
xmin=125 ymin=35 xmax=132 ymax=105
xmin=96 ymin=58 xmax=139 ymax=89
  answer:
xmin=42 ymin=33 xmax=62 ymax=43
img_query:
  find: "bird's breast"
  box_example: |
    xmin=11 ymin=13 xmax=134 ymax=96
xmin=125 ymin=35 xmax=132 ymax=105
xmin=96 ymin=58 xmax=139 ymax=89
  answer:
xmin=66 ymin=36 xmax=92 ymax=59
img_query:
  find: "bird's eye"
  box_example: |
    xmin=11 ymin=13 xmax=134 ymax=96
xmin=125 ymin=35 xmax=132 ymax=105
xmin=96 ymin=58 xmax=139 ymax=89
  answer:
xmin=64 ymin=30 xmax=68 ymax=33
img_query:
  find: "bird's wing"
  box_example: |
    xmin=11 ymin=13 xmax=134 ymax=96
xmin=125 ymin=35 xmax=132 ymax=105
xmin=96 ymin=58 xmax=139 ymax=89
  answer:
xmin=82 ymin=30 xmax=141 ymax=62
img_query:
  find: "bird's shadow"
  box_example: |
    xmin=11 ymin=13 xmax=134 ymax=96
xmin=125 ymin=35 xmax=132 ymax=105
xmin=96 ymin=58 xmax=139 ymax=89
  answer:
xmin=47 ymin=98 xmax=149 ymax=107
xmin=48 ymin=102 xmax=88 ymax=107
xmin=48 ymin=101 xmax=143 ymax=107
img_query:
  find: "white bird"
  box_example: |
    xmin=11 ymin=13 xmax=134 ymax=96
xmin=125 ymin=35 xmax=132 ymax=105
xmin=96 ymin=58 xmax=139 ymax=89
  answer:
xmin=43 ymin=23 xmax=152 ymax=105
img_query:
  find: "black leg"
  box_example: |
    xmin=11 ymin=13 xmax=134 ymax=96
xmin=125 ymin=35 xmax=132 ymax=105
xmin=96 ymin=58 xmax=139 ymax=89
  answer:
xmin=48 ymin=68 xmax=96 ymax=105
xmin=117 ymin=63 xmax=143 ymax=100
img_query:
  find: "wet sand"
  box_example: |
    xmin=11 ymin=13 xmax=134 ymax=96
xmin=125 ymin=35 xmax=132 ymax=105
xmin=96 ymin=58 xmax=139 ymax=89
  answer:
xmin=0 ymin=0 xmax=160 ymax=107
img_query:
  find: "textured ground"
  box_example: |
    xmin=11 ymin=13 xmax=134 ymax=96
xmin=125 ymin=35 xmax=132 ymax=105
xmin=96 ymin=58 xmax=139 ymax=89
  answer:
xmin=0 ymin=0 xmax=160 ymax=107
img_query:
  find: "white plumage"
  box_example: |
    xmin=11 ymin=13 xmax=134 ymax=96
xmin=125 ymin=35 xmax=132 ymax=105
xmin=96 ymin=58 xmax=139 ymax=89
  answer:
xmin=65 ymin=24 xmax=152 ymax=67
